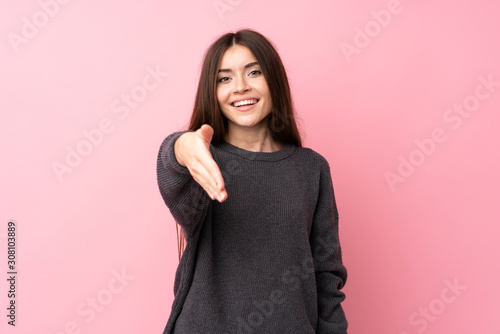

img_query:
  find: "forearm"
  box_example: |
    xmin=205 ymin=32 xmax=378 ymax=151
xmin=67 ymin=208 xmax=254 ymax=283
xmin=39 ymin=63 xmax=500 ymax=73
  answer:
xmin=311 ymin=158 xmax=348 ymax=333
xmin=157 ymin=130 xmax=209 ymax=237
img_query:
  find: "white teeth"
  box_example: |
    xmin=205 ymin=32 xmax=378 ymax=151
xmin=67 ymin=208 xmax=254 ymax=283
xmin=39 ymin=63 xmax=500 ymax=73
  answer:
xmin=233 ymin=99 xmax=257 ymax=107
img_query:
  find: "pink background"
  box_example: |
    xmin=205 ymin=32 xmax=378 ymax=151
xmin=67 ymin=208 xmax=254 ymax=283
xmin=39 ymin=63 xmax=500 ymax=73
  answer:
xmin=1 ymin=0 xmax=499 ymax=333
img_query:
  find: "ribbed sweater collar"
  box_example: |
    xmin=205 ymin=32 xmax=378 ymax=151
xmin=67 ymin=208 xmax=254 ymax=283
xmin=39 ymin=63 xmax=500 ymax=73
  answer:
xmin=215 ymin=140 xmax=296 ymax=162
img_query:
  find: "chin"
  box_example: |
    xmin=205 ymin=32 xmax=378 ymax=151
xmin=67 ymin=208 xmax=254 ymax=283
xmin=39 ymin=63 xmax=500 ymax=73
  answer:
xmin=231 ymin=116 xmax=268 ymax=128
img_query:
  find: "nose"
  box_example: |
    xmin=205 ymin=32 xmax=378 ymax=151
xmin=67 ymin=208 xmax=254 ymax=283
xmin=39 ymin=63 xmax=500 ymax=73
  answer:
xmin=233 ymin=74 xmax=250 ymax=94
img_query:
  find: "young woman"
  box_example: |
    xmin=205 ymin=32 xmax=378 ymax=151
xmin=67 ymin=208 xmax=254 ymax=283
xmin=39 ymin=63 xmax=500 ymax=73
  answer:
xmin=157 ymin=29 xmax=348 ymax=334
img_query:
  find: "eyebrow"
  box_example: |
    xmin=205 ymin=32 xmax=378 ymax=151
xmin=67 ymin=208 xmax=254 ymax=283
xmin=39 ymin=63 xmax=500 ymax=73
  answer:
xmin=218 ymin=61 xmax=259 ymax=73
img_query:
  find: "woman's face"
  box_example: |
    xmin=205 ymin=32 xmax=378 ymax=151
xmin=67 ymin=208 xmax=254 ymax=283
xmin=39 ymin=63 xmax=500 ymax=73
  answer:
xmin=216 ymin=44 xmax=273 ymax=134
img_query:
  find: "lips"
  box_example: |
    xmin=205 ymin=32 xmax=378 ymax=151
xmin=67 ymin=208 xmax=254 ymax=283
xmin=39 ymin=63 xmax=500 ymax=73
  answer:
xmin=231 ymin=98 xmax=259 ymax=107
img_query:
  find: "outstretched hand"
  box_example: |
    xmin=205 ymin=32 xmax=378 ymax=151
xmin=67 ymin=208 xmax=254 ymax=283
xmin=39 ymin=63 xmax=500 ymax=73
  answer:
xmin=174 ymin=124 xmax=227 ymax=202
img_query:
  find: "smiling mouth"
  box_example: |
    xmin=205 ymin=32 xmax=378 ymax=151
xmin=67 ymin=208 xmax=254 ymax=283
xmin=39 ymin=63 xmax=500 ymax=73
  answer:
xmin=231 ymin=99 xmax=259 ymax=107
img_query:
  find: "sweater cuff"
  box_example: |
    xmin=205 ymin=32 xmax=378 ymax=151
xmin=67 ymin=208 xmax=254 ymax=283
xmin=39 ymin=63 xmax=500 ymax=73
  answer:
xmin=163 ymin=130 xmax=195 ymax=175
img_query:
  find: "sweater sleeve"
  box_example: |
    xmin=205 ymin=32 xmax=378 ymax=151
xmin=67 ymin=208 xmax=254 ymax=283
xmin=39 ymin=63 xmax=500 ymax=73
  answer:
xmin=310 ymin=158 xmax=348 ymax=334
xmin=156 ymin=130 xmax=212 ymax=239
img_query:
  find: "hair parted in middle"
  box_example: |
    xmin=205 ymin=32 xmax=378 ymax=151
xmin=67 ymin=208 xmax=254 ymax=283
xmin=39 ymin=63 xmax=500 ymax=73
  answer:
xmin=188 ymin=28 xmax=302 ymax=147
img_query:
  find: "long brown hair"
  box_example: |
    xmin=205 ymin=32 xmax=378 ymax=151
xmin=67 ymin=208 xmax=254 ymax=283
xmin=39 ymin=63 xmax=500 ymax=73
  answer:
xmin=176 ymin=29 xmax=303 ymax=261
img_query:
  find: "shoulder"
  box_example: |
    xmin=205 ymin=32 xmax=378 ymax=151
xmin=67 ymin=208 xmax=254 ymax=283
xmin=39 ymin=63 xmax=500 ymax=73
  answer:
xmin=292 ymin=145 xmax=332 ymax=170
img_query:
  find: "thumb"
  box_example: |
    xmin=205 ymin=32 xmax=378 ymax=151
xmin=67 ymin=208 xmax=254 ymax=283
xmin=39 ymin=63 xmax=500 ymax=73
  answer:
xmin=198 ymin=124 xmax=214 ymax=144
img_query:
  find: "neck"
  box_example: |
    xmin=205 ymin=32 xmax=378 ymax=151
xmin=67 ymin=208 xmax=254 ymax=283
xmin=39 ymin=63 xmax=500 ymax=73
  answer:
xmin=224 ymin=124 xmax=283 ymax=153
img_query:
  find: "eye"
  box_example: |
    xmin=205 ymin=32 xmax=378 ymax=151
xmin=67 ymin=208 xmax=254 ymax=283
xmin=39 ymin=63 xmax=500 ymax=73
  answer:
xmin=217 ymin=76 xmax=230 ymax=83
xmin=248 ymin=70 xmax=261 ymax=76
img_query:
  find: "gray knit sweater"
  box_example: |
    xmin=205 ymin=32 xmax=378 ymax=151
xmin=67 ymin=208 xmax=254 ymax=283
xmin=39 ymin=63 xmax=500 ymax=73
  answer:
xmin=157 ymin=130 xmax=348 ymax=334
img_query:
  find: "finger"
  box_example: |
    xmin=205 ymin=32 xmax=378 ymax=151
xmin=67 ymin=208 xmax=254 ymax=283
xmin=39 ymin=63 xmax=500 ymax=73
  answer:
xmin=189 ymin=160 xmax=223 ymax=199
xmin=197 ymin=124 xmax=214 ymax=144
xmin=217 ymin=190 xmax=227 ymax=202
xmin=190 ymin=169 xmax=218 ymax=200
xmin=198 ymin=159 xmax=227 ymax=201
xmin=202 ymin=155 xmax=225 ymax=192
xmin=200 ymin=171 xmax=227 ymax=202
